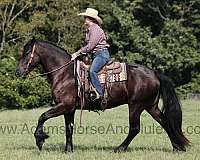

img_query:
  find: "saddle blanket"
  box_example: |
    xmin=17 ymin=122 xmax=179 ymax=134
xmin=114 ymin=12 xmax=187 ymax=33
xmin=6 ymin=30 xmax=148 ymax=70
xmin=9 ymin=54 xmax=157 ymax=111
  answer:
xmin=98 ymin=63 xmax=127 ymax=84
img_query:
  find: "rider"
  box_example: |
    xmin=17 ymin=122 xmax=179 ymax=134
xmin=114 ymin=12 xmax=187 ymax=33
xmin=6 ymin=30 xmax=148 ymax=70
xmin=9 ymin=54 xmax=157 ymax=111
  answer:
xmin=71 ymin=8 xmax=110 ymax=100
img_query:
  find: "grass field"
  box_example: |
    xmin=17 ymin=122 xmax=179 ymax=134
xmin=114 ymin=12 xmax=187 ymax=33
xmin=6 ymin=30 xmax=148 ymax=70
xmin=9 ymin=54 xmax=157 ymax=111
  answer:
xmin=0 ymin=100 xmax=200 ymax=160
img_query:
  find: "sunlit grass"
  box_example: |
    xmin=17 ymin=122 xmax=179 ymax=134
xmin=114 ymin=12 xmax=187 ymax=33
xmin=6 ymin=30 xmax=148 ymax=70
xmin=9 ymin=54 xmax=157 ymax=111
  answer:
xmin=0 ymin=100 xmax=200 ymax=160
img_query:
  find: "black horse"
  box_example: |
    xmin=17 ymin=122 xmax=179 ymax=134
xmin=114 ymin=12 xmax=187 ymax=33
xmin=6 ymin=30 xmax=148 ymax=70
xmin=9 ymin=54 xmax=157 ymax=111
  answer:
xmin=16 ymin=38 xmax=189 ymax=152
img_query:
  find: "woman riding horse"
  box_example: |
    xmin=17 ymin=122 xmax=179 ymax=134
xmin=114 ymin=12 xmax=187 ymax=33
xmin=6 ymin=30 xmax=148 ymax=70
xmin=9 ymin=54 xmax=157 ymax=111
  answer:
xmin=72 ymin=8 xmax=110 ymax=101
xmin=15 ymin=9 xmax=189 ymax=153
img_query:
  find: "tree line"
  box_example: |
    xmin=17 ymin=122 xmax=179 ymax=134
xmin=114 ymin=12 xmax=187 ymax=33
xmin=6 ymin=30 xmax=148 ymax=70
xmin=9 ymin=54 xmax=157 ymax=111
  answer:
xmin=0 ymin=0 xmax=199 ymax=109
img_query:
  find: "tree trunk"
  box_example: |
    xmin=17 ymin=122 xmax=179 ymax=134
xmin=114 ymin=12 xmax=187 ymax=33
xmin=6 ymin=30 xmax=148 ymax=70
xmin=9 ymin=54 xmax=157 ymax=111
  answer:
xmin=0 ymin=29 xmax=6 ymax=54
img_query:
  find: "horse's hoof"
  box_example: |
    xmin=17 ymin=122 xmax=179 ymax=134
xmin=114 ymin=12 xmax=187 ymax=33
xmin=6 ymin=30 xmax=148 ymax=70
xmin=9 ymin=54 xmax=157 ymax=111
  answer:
xmin=65 ymin=147 xmax=73 ymax=153
xmin=173 ymin=144 xmax=186 ymax=152
xmin=34 ymin=132 xmax=49 ymax=151
xmin=36 ymin=138 xmax=44 ymax=151
xmin=173 ymin=147 xmax=186 ymax=152
xmin=114 ymin=146 xmax=127 ymax=153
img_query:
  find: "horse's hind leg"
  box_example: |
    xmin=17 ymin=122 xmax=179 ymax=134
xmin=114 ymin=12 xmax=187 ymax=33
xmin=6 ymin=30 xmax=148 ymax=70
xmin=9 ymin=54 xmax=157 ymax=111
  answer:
xmin=146 ymin=105 xmax=183 ymax=151
xmin=64 ymin=111 xmax=75 ymax=152
xmin=114 ymin=103 xmax=143 ymax=152
xmin=34 ymin=103 xmax=70 ymax=151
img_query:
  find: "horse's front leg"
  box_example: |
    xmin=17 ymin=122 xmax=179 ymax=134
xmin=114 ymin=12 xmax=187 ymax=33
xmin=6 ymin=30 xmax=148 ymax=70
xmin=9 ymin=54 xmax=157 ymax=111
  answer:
xmin=34 ymin=103 xmax=69 ymax=151
xmin=64 ymin=110 xmax=75 ymax=152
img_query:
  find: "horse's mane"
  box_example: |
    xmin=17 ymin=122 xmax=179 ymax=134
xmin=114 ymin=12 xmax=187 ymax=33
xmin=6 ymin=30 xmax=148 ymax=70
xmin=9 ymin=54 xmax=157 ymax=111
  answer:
xmin=37 ymin=40 xmax=71 ymax=58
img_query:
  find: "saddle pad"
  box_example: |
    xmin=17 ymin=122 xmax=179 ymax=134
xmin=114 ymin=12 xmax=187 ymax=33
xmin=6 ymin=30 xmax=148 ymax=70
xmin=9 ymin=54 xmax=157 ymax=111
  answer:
xmin=98 ymin=63 xmax=127 ymax=84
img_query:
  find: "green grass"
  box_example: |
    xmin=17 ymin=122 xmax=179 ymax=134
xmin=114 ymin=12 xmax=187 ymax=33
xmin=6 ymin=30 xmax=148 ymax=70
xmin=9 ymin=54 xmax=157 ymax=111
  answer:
xmin=0 ymin=100 xmax=200 ymax=160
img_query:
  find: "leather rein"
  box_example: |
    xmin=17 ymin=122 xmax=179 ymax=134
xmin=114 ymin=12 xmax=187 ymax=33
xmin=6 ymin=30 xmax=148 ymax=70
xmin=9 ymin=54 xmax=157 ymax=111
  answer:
xmin=26 ymin=44 xmax=73 ymax=79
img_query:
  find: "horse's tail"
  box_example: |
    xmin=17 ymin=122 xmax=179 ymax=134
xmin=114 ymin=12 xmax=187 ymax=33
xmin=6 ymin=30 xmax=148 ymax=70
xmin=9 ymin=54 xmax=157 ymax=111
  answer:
xmin=157 ymin=73 xmax=190 ymax=150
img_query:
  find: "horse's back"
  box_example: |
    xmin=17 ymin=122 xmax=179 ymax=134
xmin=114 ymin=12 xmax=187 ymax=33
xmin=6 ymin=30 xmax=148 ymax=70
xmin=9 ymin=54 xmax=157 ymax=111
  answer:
xmin=126 ymin=64 xmax=160 ymax=105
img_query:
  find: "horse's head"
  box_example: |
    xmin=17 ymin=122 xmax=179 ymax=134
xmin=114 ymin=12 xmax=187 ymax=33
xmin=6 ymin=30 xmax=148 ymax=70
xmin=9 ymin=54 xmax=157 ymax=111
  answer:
xmin=16 ymin=37 xmax=40 ymax=78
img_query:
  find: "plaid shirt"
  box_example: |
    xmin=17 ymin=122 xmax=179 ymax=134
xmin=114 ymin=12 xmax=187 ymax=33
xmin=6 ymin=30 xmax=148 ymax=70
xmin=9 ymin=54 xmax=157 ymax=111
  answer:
xmin=81 ymin=24 xmax=110 ymax=53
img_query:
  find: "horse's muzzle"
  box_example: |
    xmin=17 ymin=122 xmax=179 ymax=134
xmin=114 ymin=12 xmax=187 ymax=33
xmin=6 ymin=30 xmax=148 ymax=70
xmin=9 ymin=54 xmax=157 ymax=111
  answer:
xmin=15 ymin=68 xmax=27 ymax=79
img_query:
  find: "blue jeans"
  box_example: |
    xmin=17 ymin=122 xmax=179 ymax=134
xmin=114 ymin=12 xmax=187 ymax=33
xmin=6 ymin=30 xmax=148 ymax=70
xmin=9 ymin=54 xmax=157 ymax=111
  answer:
xmin=90 ymin=49 xmax=110 ymax=96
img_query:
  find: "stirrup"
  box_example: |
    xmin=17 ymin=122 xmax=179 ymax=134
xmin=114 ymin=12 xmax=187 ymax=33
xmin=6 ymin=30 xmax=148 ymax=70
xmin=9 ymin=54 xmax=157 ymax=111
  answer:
xmin=93 ymin=93 xmax=102 ymax=102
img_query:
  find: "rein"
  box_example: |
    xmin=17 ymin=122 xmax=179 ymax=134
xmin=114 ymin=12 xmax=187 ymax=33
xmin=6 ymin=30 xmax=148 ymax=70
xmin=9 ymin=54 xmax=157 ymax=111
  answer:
xmin=27 ymin=44 xmax=73 ymax=79
xmin=29 ymin=60 xmax=73 ymax=79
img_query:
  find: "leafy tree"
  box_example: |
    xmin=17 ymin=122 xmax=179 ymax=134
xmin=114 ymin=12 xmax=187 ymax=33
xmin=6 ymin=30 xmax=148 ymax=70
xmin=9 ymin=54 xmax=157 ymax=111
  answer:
xmin=169 ymin=0 xmax=200 ymax=40
xmin=103 ymin=2 xmax=200 ymax=86
xmin=0 ymin=56 xmax=52 ymax=109
xmin=0 ymin=0 xmax=31 ymax=54
xmin=0 ymin=0 xmax=200 ymax=109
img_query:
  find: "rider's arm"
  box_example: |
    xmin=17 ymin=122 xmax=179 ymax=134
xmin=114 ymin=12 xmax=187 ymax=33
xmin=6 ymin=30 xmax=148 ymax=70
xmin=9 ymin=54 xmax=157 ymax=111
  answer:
xmin=79 ymin=26 xmax=102 ymax=53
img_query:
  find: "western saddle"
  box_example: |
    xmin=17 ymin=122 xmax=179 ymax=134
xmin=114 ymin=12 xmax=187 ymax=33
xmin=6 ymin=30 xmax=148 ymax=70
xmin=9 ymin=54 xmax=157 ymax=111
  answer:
xmin=76 ymin=56 xmax=122 ymax=110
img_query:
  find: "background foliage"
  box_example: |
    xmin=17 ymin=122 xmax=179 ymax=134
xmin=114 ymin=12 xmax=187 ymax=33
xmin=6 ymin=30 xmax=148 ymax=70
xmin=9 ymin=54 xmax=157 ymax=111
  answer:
xmin=0 ymin=0 xmax=199 ymax=109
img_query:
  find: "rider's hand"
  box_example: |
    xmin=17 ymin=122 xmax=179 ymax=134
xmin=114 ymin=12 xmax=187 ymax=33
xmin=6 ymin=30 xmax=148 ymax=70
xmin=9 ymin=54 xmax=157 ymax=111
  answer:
xmin=71 ymin=52 xmax=80 ymax=61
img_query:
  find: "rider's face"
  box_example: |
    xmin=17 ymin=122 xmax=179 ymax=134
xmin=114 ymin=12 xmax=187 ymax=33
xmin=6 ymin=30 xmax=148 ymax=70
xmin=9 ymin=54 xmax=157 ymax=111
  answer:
xmin=84 ymin=17 xmax=92 ymax=27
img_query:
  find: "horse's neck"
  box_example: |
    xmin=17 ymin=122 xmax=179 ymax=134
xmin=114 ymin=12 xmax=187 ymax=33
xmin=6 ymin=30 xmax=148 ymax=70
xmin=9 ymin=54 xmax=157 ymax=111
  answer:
xmin=38 ymin=43 xmax=72 ymax=81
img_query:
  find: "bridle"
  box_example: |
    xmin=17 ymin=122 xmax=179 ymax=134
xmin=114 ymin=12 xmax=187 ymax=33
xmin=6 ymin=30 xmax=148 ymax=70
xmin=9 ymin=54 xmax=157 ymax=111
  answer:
xmin=25 ymin=44 xmax=73 ymax=79
xmin=25 ymin=44 xmax=36 ymax=72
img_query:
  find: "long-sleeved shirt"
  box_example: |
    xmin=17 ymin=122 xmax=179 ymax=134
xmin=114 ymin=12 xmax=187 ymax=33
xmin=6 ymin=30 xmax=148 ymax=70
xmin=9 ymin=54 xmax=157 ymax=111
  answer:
xmin=80 ymin=24 xmax=110 ymax=53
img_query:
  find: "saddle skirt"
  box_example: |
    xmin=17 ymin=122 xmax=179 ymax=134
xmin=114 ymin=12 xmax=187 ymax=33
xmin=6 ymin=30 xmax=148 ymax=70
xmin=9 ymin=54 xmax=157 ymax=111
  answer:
xmin=77 ymin=59 xmax=127 ymax=84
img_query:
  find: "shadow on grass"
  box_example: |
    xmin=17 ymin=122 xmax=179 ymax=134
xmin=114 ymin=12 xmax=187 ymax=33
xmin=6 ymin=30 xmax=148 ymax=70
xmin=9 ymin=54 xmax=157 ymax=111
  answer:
xmin=133 ymin=146 xmax=172 ymax=153
xmin=13 ymin=143 xmax=172 ymax=153
xmin=74 ymin=144 xmax=172 ymax=153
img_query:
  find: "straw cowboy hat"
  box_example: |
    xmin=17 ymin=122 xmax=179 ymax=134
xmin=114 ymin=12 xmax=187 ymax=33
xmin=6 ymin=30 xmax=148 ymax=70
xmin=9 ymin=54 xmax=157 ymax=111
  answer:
xmin=78 ymin=8 xmax=103 ymax=25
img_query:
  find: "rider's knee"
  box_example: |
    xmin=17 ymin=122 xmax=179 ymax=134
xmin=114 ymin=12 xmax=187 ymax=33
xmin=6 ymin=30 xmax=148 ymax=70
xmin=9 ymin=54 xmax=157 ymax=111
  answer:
xmin=89 ymin=69 xmax=97 ymax=76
